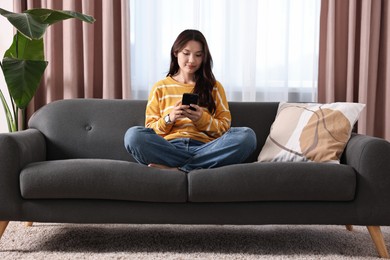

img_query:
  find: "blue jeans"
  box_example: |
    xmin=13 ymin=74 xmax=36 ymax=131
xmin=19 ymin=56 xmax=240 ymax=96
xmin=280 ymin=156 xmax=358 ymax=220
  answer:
xmin=124 ymin=126 xmax=257 ymax=172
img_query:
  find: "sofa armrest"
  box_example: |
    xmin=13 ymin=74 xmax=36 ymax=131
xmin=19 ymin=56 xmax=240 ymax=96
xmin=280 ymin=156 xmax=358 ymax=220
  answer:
xmin=342 ymin=133 xmax=390 ymax=223
xmin=0 ymin=129 xmax=46 ymax=219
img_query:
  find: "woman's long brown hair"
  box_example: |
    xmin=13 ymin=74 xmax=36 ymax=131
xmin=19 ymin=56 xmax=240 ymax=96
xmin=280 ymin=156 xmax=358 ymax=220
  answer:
xmin=167 ymin=29 xmax=216 ymax=114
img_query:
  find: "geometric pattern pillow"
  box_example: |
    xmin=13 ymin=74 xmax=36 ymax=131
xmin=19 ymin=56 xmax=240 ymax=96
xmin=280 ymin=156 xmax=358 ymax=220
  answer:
xmin=258 ymin=102 xmax=366 ymax=163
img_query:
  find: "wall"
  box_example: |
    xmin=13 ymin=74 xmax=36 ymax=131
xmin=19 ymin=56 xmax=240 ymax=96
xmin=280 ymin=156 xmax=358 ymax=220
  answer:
xmin=0 ymin=0 xmax=14 ymax=133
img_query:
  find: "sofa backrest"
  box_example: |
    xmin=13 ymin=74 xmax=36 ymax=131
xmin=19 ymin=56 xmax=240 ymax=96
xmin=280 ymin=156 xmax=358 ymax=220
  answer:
xmin=229 ymin=101 xmax=278 ymax=162
xmin=28 ymin=99 xmax=278 ymax=163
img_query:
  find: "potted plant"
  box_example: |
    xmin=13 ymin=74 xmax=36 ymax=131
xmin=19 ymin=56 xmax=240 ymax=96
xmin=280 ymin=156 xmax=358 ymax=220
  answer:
xmin=0 ymin=8 xmax=95 ymax=132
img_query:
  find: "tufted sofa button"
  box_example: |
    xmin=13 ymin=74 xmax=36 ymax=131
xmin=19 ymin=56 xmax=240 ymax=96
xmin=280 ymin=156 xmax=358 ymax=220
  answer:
xmin=85 ymin=125 xmax=92 ymax=131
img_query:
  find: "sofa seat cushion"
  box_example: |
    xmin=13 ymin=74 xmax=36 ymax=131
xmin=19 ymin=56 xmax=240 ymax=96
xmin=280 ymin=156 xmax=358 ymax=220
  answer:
xmin=188 ymin=162 xmax=356 ymax=202
xmin=20 ymin=159 xmax=187 ymax=202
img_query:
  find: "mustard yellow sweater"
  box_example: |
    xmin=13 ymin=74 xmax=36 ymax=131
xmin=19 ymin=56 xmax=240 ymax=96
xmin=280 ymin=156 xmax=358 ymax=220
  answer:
xmin=145 ymin=76 xmax=232 ymax=143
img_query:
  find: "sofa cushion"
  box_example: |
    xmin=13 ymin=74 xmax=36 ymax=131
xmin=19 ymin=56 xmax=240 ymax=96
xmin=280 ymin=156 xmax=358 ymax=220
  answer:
xmin=20 ymin=159 xmax=187 ymax=202
xmin=258 ymin=102 xmax=365 ymax=163
xmin=188 ymin=162 xmax=356 ymax=202
xmin=28 ymin=99 xmax=147 ymax=162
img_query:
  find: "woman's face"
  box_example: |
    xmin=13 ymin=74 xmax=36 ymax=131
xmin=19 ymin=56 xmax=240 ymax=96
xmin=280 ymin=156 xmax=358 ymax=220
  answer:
xmin=176 ymin=40 xmax=203 ymax=75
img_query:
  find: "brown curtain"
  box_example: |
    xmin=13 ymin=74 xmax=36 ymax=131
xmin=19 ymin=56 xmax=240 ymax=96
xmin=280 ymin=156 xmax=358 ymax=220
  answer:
xmin=14 ymin=0 xmax=131 ymax=120
xmin=318 ymin=0 xmax=390 ymax=141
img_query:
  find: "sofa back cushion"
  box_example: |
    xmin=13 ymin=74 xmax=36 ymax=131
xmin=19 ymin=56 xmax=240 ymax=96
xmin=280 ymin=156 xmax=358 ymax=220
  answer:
xmin=28 ymin=99 xmax=278 ymax=162
xmin=229 ymin=102 xmax=279 ymax=162
xmin=29 ymin=99 xmax=146 ymax=162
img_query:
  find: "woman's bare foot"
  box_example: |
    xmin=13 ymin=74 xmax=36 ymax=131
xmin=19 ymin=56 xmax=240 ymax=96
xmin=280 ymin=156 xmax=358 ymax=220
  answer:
xmin=148 ymin=163 xmax=179 ymax=171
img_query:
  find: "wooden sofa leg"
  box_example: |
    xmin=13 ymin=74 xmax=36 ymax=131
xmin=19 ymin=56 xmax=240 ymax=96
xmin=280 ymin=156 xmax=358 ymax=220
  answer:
xmin=25 ymin=222 xmax=33 ymax=227
xmin=346 ymin=225 xmax=353 ymax=231
xmin=0 ymin=221 xmax=9 ymax=240
xmin=367 ymin=226 xmax=390 ymax=258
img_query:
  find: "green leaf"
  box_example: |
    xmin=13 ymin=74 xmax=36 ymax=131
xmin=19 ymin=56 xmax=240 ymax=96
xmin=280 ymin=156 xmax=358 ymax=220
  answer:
xmin=25 ymin=8 xmax=95 ymax=25
xmin=0 ymin=8 xmax=95 ymax=40
xmin=4 ymin=32 xmax=45 ymax=60
xmin=0 ymin=8 xmax=48 ymax=40
xmin=1 ymin=57 xmax=48 ymax=109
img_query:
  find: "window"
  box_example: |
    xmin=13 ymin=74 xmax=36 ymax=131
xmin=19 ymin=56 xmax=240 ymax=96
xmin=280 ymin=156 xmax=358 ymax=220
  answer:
xmin=130 ymin=0 xmax=321 ymax=102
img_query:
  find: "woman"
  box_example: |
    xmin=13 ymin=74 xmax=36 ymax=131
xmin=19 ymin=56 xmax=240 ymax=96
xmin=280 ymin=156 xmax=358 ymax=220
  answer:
xmin=124 ymin=29 xmax=256 ymax=172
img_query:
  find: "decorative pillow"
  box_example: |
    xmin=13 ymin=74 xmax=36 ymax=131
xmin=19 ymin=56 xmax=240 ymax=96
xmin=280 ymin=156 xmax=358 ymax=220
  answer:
xmin=258 ymin=102 xmax=366 ymax=163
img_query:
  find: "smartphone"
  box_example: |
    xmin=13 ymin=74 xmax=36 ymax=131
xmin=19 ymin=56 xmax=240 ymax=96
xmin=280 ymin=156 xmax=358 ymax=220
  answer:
xmin=182 ymin=93 xmax=199 ymax=111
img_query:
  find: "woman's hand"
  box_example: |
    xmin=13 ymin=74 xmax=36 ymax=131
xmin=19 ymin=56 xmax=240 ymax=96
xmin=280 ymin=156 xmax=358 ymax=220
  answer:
xmin=168 ymin=100 xmax=185 ymax=123
xmin=169 ymin=101 xmax=202 ymax=123
xmin=181 ymin=104 xmax=202 ymax=122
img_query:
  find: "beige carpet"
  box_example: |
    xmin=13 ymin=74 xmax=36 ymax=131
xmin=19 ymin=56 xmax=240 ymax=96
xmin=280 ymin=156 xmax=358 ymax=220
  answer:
xmin=1 ymin=222 xmax=389 ymax=259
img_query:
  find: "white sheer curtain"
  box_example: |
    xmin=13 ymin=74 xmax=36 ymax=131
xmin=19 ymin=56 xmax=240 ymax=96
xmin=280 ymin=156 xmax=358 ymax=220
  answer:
xmin=130 ymin=0 xmax=321 ymax=102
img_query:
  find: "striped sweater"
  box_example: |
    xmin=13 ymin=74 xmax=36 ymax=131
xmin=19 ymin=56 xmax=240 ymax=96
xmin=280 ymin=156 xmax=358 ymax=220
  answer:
xmin=145 ymin=76 xmax=231 ymax=143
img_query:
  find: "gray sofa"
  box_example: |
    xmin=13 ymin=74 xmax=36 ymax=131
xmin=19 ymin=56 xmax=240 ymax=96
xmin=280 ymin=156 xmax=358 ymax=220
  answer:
xmin=1 ymin=98 xmax=390 ymax=258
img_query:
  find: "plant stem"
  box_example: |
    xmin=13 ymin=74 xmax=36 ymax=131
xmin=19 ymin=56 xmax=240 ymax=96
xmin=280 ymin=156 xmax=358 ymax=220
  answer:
xmin=16 ymin=32 xmax=19 ymax=58
xmin=0 ymin=89 xmax=16 ymax=132
xmin=10 ymin=92 xmax=18 ymax=131
xmin=20 ymin=108 xmax=26 ymax=130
